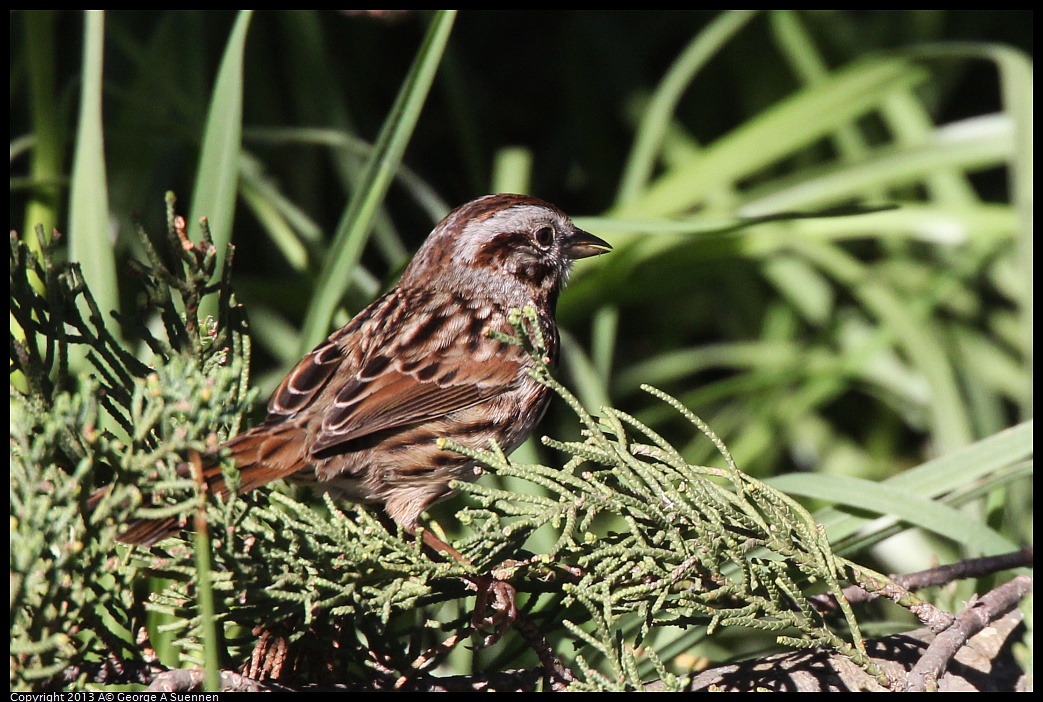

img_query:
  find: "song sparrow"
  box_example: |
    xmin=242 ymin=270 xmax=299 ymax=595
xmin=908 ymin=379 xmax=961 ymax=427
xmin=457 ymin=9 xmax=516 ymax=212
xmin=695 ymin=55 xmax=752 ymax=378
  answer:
xmin=115 ymin=193 xmax=610 ymax=549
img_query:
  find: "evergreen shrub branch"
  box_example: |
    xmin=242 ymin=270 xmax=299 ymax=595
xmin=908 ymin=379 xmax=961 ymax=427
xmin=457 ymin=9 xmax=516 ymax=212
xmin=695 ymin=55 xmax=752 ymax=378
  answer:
xmin=449 ymin=307 xmax=887 ymax=689
xmin=9 ymin=195 xmax=253 ymax=690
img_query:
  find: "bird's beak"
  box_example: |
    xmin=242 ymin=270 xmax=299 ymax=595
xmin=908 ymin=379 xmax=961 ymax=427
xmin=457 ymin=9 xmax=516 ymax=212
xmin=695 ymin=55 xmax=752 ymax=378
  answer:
xmin=566 ymin=228 xmax=612 ymax=260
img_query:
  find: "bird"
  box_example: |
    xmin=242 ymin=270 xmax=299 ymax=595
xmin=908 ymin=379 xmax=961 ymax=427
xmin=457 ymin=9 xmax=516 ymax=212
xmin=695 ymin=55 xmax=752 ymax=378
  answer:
xmin=112 ymin=193 xmax=611 ymax=552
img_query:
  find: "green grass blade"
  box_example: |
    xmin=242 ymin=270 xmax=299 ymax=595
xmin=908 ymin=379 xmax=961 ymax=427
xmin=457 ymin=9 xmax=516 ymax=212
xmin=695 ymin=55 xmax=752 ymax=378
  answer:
xmin=781 ymin=420 xmax=1034 ymax=547
xmin=616 ymin=56 xmax=930 ymax=217
xmin=69 ymin=10 xmax=118 ymax=346
xmin=278 ymin=10 xmax=411 ymax=269
xmin=739 ymin=114 xmax=1013 ymax=216
xmin=790 ymin=237 xmax=975 ymax=452
xmin=491 ymin=145 xmax=534 ymax=195
xmin=244 ymin=126 xmax=450 ymax=223
xmin=21 ymin=11 xmax=62 ymax=246
xmin=238 ymin=150 xmax=320 ymax=273
xmin=187 ymin=10 xmax=253 ymax=253
xmin=771 ymin=10 xmax=981 ymax=207
xmin=770 ymin=10 xmax=871 ymax=165
xmin=769 ymin=473 xmax=1016 ymax=553
xmin=561 ymin=332 xmax=612 ymax=415
xmin=617 ymin=10 xmax=758 ymax=204
xmin=298 ymin=10 xmax=457 ymax=354
xmin=193 ymin=518 xmax=220 ymax=692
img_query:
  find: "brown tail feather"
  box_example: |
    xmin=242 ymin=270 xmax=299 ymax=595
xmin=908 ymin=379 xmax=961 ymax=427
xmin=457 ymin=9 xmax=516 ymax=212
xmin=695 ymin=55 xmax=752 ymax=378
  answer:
xmin=88 ymin=483 xmax=178 ymax=545
xmin=111 ymin=451 xmax=229 ymax=546
xmin=100 ymin=425 xmax=305 ymax=546
xmin=116 ymin=514 xmax=185 ymax=547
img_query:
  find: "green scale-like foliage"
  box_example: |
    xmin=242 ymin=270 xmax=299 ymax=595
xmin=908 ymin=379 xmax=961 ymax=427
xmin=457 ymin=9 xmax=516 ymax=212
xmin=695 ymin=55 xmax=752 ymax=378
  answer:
xmin=10 ymin=198 xmax=253 ymax=689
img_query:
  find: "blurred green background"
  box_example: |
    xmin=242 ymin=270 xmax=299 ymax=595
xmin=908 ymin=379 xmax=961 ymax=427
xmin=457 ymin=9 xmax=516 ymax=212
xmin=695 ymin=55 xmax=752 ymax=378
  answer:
xmin=10 ymin=9 xmax=1033 ymax=580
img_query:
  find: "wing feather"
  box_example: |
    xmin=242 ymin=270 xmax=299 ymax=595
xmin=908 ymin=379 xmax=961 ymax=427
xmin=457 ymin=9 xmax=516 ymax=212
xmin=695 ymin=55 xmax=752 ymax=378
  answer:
xmin=264 ymin=288 xmax=528 ymax=456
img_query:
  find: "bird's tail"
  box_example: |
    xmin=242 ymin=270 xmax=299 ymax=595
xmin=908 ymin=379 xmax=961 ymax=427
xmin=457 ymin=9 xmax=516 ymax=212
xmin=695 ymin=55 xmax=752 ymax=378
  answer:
xmin=93 ymin=424 xmax=305 ymax=547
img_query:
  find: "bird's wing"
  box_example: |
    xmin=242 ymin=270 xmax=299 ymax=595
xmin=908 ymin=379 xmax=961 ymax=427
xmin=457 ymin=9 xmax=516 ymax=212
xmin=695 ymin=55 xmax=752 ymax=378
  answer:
xmin=264 ymin=289 xmax=531 ymax=455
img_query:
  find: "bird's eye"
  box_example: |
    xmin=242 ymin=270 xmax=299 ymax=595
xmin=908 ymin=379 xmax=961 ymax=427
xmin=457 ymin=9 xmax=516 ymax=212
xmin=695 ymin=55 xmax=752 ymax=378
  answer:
xmin=533 ymin=226 xmax=554 ymax=248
